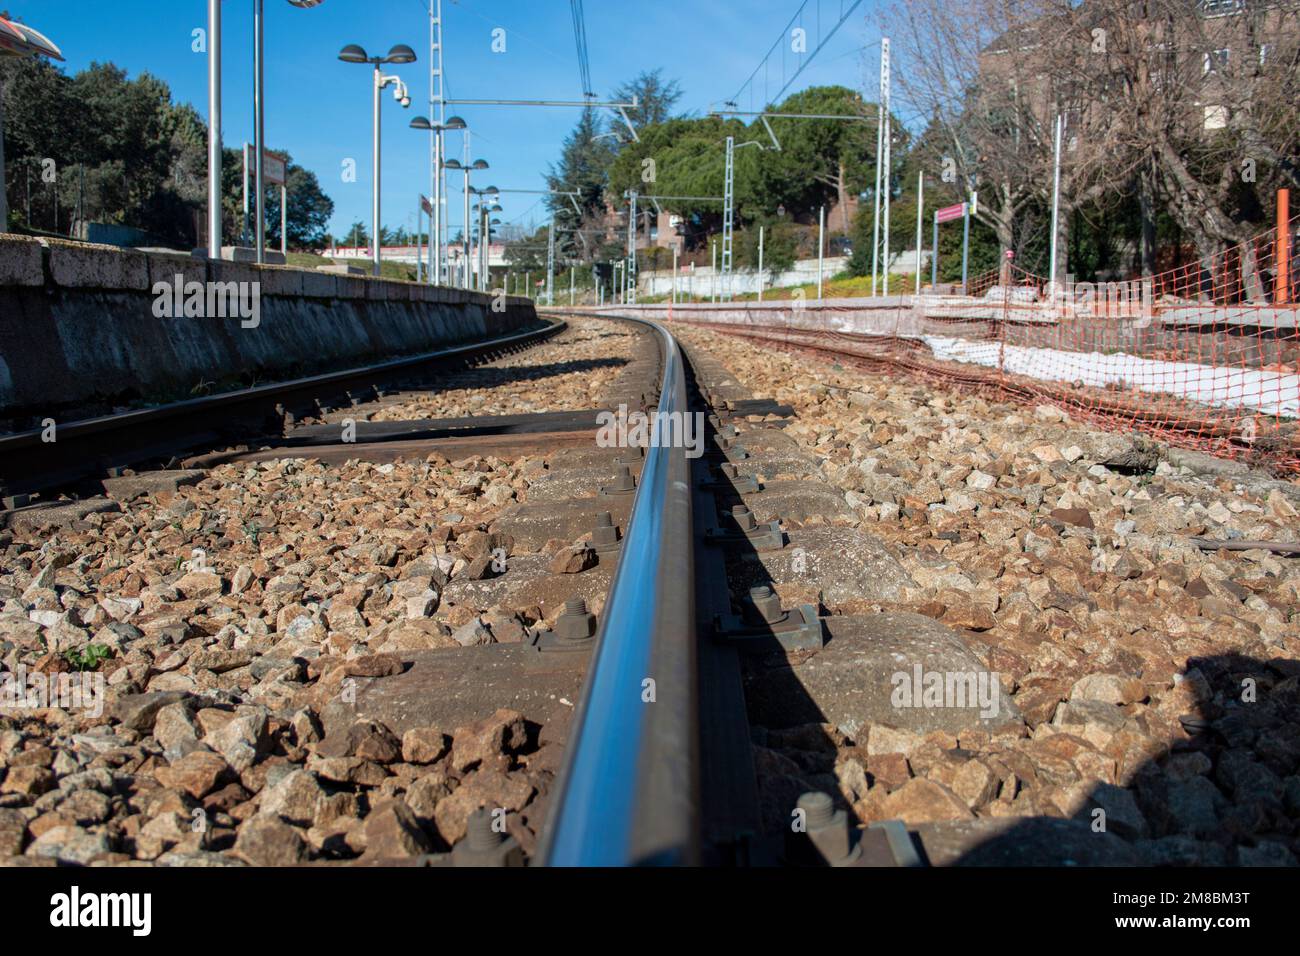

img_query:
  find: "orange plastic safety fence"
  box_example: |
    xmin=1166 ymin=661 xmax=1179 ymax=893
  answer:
xmin=690 ymin=213 xmax=1300 ymax=474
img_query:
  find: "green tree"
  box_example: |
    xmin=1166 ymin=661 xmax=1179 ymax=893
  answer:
xmin=264 ymin=160 xmax=335 ymax=250
xmin=545 ymin=108 xmax=617 ymax=263
xmin=611 ymin=68 xmax=683 ymax=129
xmin=736 ymin=219 xmax=799 ymax=273
xmin=2 ymin=54 xmax=335 ymax=249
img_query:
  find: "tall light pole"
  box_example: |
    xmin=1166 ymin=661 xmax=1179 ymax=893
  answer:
xmin=410 ymin=115 xmax=465 ymax=285
xmin=427 ymin=0 xmax=446 ymax=279
xmin=206 ymin=1 xmax=222 ymax=256
xmin=339 ymin=42 xmax=416 ymax=276
xmin=470 ymin=187 xmax=498 ymax=290
xmin=253 ymin=1 xmax=265 ymax=261
xmin=445 ymin=157 xmax=488 ymax=288
xmin=871 ymin=37 xmax=891 ymax=296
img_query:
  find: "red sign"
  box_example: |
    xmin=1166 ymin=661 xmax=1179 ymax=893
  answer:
xmin=421 ymin=195 xmax=433 ymax=216
xmin=935 ymin=202 xmax=966 ymax=224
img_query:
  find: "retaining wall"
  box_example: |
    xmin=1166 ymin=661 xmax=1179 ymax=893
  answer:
xmin=0 ymin=235 xmax=539 ymax=420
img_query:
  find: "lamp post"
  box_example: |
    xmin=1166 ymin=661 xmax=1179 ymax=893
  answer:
xmin=469 ymin=186 xmax=497 ymax=291
xmin=410 ymin=114 xmax=465 ymax=284
xmin=207 ymin=0 xmax=222 ymax=256
xmin=474 ymin=206 xmax=500 ymax=291
xmin=444 ymin=157 xmax=489 ymax=288
xmin=339 ymin=42 xmax=416 ymax=277
xmin=474 ymin=192 xmax=499 ymax=291
xmin=443 ymin=158 xmax=463 ymax=285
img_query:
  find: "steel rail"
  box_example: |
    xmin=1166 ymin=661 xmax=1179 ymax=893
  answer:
xmin=540 ymin=316 xmax=699 ymax=866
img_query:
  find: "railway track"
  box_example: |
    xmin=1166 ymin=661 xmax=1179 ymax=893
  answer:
xmin=0 ymin=312 xmax=924 ymax=867
xmin=5 ymin=312 xmax=1296 ymax=870
xmin=0 ymin=320 xmax=567 ymax=506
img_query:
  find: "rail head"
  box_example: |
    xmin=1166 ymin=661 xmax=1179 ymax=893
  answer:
xmin=539 ymin=315 xmax=699 ymax=866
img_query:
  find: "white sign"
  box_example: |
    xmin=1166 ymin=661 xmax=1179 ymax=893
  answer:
xmin=245 ymin=145 xmax=288 ymax=186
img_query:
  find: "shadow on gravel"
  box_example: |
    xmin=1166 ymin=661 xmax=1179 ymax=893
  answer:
xmin=939 ymin=650 xmax=1300 ymax=867
xmin=743 ymin=628 xmax=1300 ymax=866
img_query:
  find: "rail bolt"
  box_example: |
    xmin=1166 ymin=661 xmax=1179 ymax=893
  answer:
xmin=452 ymin=807 xmax=524 ymax=867
xmin=719 ymin=462 xmax=739 ymax=479
xmin=604 ymin=465 xmax=636 ymax=494
xmin=592 ymin=512 xmax=620 ymax=551
xmin=730 ymin=504 xmax=758 ymax=531
xmin=792 ymin=791 xmax=862 ymax=867
xmin=554 ymin=597 xmax=597 ymax=643
xmin=746 ymin=585 xmax=787 ymax=626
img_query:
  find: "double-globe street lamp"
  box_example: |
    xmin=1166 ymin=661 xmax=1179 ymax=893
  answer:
xmin=471 ymin=189 xmax=501 ymax=291
xmin=409 ymin=114 xmax=466 ymax=286
xmin=482 ymin=214 xmax=503 ymax=292
xmin=442 ymin=157 xmax=489 ymax=289
xmin=339 ymin=42 xmax=416 ymax=277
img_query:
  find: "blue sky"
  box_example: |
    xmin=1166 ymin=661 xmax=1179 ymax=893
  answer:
xmin=4 ymin=0 xmax=883 ymax=240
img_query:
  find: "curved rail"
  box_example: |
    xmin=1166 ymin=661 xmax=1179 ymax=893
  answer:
xmin=539 ymin=317 xmax=699 ymax=866
xmin=0 ymin=320 xmax=565 ymax=497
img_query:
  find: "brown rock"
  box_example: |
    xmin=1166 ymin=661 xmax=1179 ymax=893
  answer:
xmin=234 ymin=815 xmax=307 ymax=866
xmin=1049 ymin=508 xmax=1094 ymax=529
xmin=548 ymin=545 xmax=597 ymax=574
xmin=1013 ymin=684 xmax=1068 ymax=727
xmin=405 ymin=770 xmax=451 ymax=823
xmin=259 ymin=770 xmax=326 ymax=826
xmin=0 ymin=766 xmax=55 ymax=798
xmin=951 ymin=759 xmax=999 ymax=808
xmin=362 ymin=801 xmax=432 ymax=859
xmin=432 ymin=767 xmax=536 ymax=845
xmin=0 ymin=808 xmax=27 ymax=855
xmin=154 ymin=751 xmax=229 ymax=799
xmin=942 ymin=603 xmax=997 ymax=632
xmin=450 ymin=708 xmax=527 ymax=772
xmin=318 ymin=719 xmax=402 ymax=764
xmin=307 ymin=756 xmax=389 ymax=787
xmin=175 ymin=570 xmax=223 ymax=599
xmin=865 ymin=753 xmax=911 ymax=791
xmin=188 ymin=648 xmax=254 ymax=674
xmin=402 ymin=727 xmax=449 ymax=765
xmin=462 ymin=555 xmax=495 ymax=581
xmin=343 ymin=654 xmax=405 ymax=678
xmin=879 ymin=778 xmax=975 ymax=824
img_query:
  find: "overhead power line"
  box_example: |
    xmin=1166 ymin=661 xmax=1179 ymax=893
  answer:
xmin=729 ymin=0 xmax=867 ymax=112
xmin=570 ymin=0 xmax=593 ymax=97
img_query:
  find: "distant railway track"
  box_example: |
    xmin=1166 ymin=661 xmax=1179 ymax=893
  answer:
xmin=0 ymin=321 xmax=566 ymax=505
